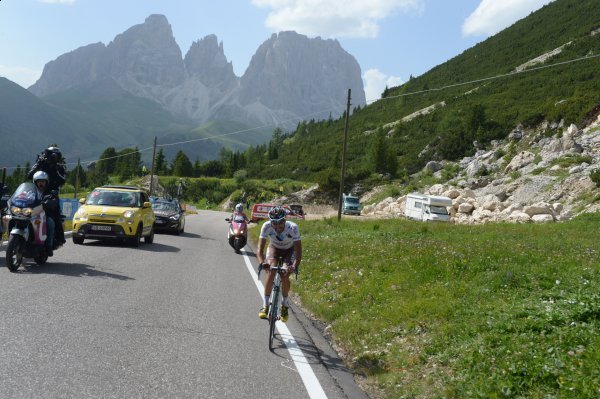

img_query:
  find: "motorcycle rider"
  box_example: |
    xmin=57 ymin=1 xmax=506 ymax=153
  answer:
xmin=227 ymin=203 xmax=249 ymax=252
xmin=229 ymin=203 xmax=248 ymax=222
xmin=32 ymin=171 xmax=57 ymax=256
xmin=27 ymin=146 xmax=66 ymax=246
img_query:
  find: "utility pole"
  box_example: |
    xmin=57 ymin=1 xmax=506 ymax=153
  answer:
xmin=337 ymin=89 xmax=351 ymax=221
xmin=74 ymin=158 xmax=80 ymax=199
xmin=149 ymin=136 xmax=157 ymax=197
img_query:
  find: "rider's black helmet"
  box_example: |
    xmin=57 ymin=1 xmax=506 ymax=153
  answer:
xmin=47 ymin=146 xmax=62 ymax=163
xmin=268 ymin=206 xmax=287 ymax=222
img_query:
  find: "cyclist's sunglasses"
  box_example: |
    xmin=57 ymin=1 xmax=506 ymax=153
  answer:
xmin=271 ymin=218 xmax=285 ymax=225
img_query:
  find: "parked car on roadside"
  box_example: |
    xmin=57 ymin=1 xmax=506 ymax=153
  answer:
xmin=405 ymin=193 xmax=451 ymax=222
xmin=342 ymin=193 xmax=362 ymax=215
xmin=151 ymin=198 xmax=185 ymax=234
xmin=72 ymin=185 xmax=155 ymax=246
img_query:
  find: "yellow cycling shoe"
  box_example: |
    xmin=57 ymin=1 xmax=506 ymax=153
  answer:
xmin=259 ymin=306 xmax=269 ymax=319
xmin=280 ymin=306 xmax=289 ymax=323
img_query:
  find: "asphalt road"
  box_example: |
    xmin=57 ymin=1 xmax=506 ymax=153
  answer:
xmin=0 ymin=210 xmax=368 ymax=399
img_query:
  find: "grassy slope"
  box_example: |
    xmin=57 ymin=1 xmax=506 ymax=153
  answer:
xmin=252 ymin=215 xmax=600 ymax=398
xmin=264 ymin=0 xmax=600 ymax=183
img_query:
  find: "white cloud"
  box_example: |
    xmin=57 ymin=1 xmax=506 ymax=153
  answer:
xmin=462 ymin=0 xmax=555 ymax=37
xmin=363 ymin=68 xmax=403 ymax=102
xmin=251 ymin=0 xmax=423 ymax=38
xmin=0 ymin=65 xmax=42 ymax=89
xmin=39 ymin=0 xmax=77 ymax=4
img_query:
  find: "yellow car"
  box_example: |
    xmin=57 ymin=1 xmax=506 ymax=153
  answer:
xmin=72 ymin=185 xmax=155 ymax=246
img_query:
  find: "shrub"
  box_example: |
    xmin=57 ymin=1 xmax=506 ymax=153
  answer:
xmin=551 ymin=155 xmax=593 ymax=168
xmin=233 ymin=169 xmax=248 ymax=184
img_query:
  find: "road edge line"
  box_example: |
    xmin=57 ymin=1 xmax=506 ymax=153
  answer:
xmin=241 ymin=248 xmax=328 ymax=399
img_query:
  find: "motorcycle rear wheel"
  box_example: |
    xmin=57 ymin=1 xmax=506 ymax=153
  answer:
xmin=6 ymin=235 xmax=25 ymax=272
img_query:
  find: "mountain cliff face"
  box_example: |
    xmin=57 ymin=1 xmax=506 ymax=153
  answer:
xmin=29 ymin=15 xmax=365 ymax=128
xmin=233 ymin=31 xmax=365 ymax=126
xmin=29 ymin=42 xmax=108 ymax=96
xmin=105 ymin=14 xmax=186 ymax=99
xmin=240 ymin=32 xmax=365 ymax=111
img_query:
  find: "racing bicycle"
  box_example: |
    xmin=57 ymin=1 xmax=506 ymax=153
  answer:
xmin=258 ymin=256 xmax=298 ymax=350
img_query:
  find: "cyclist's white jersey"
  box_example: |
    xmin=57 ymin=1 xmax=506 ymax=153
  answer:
xmin=259 ymin=220 xmax=301 ymax=250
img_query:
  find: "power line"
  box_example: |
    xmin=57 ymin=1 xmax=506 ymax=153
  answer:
xmin=366 ymin=53 xmax=600 ymax=104
xmin=3 ymin=53 xmax=598 ymax=171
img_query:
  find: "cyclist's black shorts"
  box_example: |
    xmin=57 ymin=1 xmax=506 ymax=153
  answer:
xmin=266 ymin=245 xmax=295 ymax=265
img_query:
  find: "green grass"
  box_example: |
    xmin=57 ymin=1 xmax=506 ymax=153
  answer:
xmin=550 ymin=155 xmax=593 ymax=168
xmin=253 ymin=215 xmax=600 ymax=398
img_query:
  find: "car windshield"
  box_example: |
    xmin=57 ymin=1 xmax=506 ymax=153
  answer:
xmin=345 ymin=197 xmax=359 ymax=204
xmin=152 ymin=202 xmax=179 ymax=212
xmin=430 ymin=205 xmax=448 ymax=215
xmin=86 ymin=190 xmax=141 ymax=207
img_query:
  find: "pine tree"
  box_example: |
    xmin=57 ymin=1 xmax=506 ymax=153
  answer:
xmin=67 ymin=159 xmax=87 ymax=188
xmin=171 ymin=150 xmax=194 ymax=177
xmin=97 ymin=147 xmax=118 ymax=175
xmin=155 ymin=148 xmax=167 ymax=175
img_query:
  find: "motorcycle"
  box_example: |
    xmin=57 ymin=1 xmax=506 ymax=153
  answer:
xmin=225 ymin=215 xmax=251 ymax=253
xmin=4 ymin=182 xmax=57 ymax=272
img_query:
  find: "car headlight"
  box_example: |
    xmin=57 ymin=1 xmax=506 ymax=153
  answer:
xmin=75 ymin=208 xmax=88 ymax=221
xmin=123 ymin=210 xmax=135 ymax=218
xmin=169 ymin=214 xmax=180 ymax=220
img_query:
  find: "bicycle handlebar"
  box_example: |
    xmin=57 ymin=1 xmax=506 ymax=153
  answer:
xmin=257 ymin=262 xmax=298 ymax=280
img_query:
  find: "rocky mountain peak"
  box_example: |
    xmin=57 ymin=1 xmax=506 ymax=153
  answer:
xmin=184 ymin=34 xmax=237 ymax=89
xmin=29 ymin=42 xmax=107 ymax=97
xmin=27 ymin=17 xmax=366 ymax=130
xmin=239 ymin=31 xmax=365 ymax=117
xmin=107 ymin=13 xmax=186 ymax=93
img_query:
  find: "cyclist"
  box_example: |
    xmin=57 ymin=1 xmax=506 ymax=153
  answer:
xmin=256 ymin=206 xmax=302 ymax=323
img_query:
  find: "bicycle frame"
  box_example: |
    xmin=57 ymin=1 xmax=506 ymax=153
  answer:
xmin=268 ymin=268 xmax=282 ymax=350
xmin=258 ymin=256 xmax=287 ymax=350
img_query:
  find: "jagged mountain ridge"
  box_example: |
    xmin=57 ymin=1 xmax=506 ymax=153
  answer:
xmin=29 ymin=14 xmax=365 ymax=128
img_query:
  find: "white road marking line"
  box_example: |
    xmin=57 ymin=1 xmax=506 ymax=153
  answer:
xmin=242 ymin=249 xmax=328 ymax=399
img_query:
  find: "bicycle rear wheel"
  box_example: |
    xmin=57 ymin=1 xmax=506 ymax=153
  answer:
xmin=268 ymin=287 xmax=279 ymax=350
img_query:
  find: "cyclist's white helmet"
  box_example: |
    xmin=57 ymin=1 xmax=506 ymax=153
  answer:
xmin=33 ymin=171 xmax=49 ymax=183
xmin=268 ymin=206 xmax=287 ymax=221
xmin=235 ymin=203 xmax=244 ymax=213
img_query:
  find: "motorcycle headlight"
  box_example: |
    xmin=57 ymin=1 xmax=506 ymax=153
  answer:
xmin=11 ymin=207 xmax=22 ymax=215
xmin=123 ymin=210 xmax=135 ymax=218
xmin=22 ymin=208 xmax=33 ymax=216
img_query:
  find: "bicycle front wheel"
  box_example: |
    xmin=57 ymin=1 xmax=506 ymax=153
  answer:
xmin=268 ymin=289 xmax=279 ymax=350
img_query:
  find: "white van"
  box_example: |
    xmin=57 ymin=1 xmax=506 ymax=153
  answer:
xmin=405 ymin=193 xmax=452 ymax=222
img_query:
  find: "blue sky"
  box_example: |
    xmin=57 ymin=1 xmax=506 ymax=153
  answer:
xmin=0 ymin=0 xmax=555 ymax=102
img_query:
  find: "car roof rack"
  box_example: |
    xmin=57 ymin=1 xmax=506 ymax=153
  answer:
xmin=101 ymin=185 xmax=142 ymax=190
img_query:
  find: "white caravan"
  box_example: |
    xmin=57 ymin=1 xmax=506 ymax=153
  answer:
xmin=405 ymin=193 xmax=452 ymax=222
